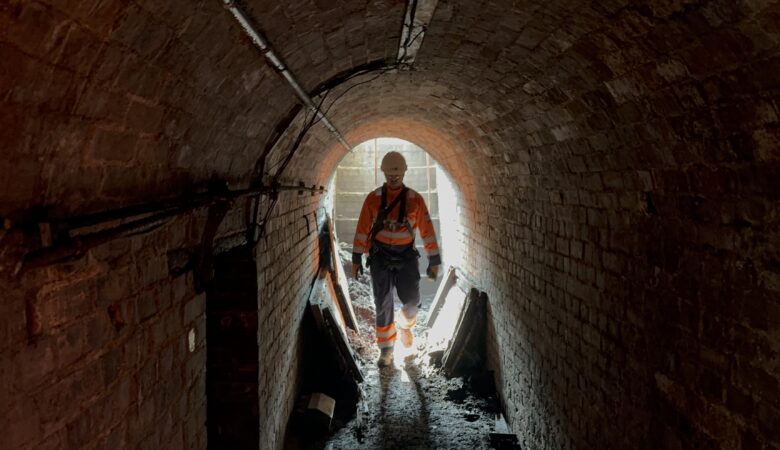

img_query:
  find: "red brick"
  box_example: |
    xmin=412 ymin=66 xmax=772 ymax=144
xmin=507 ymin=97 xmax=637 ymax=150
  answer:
xmin=126 ymin=101 xmax=165 ymax=134
xmin=0 ymin=1 xmax=65 ymax=58
xmin=91 ymin=127 xmax=138 ymax=162
xmin=53 ymin=22 xmax=102 ymax=75
xmin=98 ymin=166 xmax=149 ymax=199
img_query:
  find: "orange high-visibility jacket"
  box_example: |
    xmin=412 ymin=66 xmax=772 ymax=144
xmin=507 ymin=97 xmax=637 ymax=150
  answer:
xmin=352 ymin=185 xmax=441 ymax=266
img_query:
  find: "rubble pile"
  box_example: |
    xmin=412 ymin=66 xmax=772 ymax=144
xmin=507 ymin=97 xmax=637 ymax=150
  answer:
xmin=321 ymin=245 xmax=501 ymax=449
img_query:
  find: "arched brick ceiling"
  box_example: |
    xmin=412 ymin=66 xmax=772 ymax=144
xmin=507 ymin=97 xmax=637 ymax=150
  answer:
xmin=0 ymin=0 xmax=778 ymax=220
xmin=239 ymin=0 xmax=405 ymax=92
xmin=279 ymin=0 xmax=779 ymax=209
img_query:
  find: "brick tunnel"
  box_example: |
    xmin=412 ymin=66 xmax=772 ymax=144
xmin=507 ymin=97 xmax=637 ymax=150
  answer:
xmin=1 ymin=0 xmax=779 ymax=449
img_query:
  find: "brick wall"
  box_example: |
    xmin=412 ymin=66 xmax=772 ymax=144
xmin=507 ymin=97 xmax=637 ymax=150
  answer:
xmin=0 ymin=0 xmax=406 ymax=219
xmin=479 ymin=155 xmax=778 ymax=449
xmin=0 ymin=2 xmax=345 ymax=445
xmin=255 ymin=191 xmax=321 ymax=449
xmin=454 ymin=3 xmax=779 ymax=449
xmin=0 ymin=191 xmax=324 ymax=449
xmin=0 ymin=0 xmax=296 ymax=217
xmin=0 ymin=209 xmax=224 ymax=449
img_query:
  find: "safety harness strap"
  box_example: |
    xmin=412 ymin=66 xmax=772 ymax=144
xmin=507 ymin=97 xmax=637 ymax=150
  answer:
xmin=393 ymin=187 xmax=415 ymax=239
xmin=368 ymin=185 xmax=409 ymax=244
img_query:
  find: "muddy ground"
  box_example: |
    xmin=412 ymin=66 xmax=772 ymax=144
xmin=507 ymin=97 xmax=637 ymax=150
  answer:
xmin=315 ymin=248 xmax=506 ymax=449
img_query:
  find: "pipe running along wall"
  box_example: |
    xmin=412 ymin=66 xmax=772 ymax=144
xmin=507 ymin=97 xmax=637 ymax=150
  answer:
xmin=221 ymin=0 xmax=351 ymax=151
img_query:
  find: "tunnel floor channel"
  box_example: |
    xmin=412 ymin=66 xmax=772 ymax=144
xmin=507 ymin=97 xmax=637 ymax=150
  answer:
xmin=286 ymin=246 xmax=504 ymax=449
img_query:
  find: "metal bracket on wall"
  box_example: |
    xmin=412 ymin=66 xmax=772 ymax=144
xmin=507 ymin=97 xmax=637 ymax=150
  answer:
xmin=194 ymin=199 xmax=232 ymax=293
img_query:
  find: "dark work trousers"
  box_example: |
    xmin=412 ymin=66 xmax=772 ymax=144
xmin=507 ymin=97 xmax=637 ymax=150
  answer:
xmin=369 ymin=244 xmax=421 ymax=339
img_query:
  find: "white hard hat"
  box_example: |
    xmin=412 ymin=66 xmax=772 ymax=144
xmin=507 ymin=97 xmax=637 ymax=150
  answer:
xmin=380 ymin=151 xmax=407 ymax=176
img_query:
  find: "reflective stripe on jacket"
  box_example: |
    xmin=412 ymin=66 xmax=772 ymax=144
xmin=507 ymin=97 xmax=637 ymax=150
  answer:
xmin=352 ymin=185 xmax=441 ymax=265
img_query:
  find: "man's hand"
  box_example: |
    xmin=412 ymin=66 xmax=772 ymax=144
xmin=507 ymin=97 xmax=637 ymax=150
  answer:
xmin=351 ymin=261 xmax=363 ymax=278
xmin=426 ymin=265 xmax=439 ymax=280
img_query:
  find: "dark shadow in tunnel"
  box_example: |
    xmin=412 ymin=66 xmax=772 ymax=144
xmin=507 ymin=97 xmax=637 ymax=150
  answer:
xmin=377 ymin=361 xmax=433 ymax=450
xmin=282 ymin=302 xmax=361 ymax=450
xmin=377 ymin=366 xmax=395 ymax=449
xmin=206 ymin=246 xmax=259 ymax=450
xmin=401 ymin=359 xmax=433 ymax=449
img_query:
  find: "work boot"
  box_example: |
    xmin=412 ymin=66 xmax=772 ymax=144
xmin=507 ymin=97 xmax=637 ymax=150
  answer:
xmin=377 ymin=348 xmax=394 ymax=368
xmin=398 ymin=327 xmax=413 ymax=348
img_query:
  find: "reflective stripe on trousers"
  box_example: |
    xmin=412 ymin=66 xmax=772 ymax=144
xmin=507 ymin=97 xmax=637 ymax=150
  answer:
xmin=375 ymin=323 xmax=397 ymax=349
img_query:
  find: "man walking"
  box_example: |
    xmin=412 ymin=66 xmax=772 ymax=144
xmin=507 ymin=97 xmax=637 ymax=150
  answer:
xmin=351 ymin=151 xmax=441 ymax=367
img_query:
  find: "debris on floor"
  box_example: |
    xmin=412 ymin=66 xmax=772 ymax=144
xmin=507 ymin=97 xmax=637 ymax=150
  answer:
xmin=285 ymin=240 xmax=518 ymax=449
xmin=313 ymin=244 xmax=513 ymax=449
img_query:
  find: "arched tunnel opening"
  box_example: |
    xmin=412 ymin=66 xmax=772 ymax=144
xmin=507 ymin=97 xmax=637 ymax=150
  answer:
xmin=330 ymin=137 xmax=462 ymax=301
xmin=1 ymin=1 xmax=779 ymax=449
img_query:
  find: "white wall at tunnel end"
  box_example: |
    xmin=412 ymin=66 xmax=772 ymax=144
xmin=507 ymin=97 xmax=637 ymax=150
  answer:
xmin=436 ymin=164 xmax=463 ymax=274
